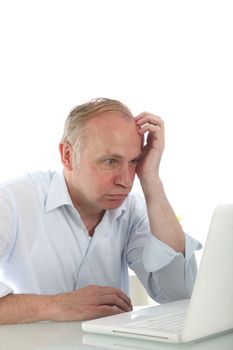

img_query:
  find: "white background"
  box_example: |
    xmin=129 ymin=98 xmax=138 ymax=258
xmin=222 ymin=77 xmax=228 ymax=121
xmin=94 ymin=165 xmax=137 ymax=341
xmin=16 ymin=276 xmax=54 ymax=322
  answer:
xmin=0 ymin=0 xmax=233 ymax=259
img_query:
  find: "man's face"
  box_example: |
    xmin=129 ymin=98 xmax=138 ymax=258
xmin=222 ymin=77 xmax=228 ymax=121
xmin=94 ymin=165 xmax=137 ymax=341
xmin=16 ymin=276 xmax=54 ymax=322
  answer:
xmin=68 ymin=112 xmax=142 ymax=213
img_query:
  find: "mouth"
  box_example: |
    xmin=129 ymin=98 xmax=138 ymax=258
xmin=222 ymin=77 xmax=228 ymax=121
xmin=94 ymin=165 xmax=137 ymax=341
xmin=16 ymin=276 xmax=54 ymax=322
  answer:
xmin=106 ymin=194 xmax=128 ymax=201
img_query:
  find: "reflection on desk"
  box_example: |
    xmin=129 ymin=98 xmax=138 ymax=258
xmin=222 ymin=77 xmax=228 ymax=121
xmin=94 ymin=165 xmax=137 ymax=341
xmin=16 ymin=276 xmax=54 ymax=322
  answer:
xmin=0 ymin=322 xmax=84 ymax=350
xmin=0 ymin=321 xmax=232 ymax=350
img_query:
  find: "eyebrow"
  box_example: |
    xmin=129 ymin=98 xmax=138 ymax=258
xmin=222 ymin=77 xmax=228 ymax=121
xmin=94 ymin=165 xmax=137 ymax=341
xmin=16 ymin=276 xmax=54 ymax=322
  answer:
xmin=132 ymin=153 xmax=143 ymax=161
xmin=100 ymin=153 xmax=143 ymax=161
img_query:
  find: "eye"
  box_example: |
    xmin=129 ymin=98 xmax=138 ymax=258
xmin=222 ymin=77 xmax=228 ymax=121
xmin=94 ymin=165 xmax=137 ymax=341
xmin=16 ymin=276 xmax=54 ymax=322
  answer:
xmin=104 ymin=159 xmax=117 ymax=166
xmin=99 ymin=158 xmax=119 ymax=170
xmin=130 ymin=158 xmax=140 ymax=166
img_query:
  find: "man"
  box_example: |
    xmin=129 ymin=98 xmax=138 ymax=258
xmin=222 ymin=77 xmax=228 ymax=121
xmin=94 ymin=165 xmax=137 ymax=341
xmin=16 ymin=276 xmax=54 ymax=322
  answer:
xmin=0 ymin=98 xmax=201 ymax=324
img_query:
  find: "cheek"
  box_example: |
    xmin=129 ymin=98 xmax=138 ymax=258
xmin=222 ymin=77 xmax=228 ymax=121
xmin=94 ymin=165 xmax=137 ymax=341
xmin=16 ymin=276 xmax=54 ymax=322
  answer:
xmin=96 ymin=173 xmax=115 ymax=189
xmin=93 ymin=170 xmax=119 ymax=194
xmin=86 ymin=164 xmax=116 ymax=192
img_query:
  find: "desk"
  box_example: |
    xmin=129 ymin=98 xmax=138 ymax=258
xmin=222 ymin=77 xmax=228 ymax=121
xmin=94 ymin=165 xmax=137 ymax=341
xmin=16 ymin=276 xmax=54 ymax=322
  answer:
xmin=0 ymin=321 xmax=232 ymax=350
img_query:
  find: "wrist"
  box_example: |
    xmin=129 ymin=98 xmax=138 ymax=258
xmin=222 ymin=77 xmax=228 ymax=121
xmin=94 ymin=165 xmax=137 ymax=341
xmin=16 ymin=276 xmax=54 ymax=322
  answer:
xmin=140 ymin=176 xmax=164 ymax=199
xmin=37 ymin=294 xmax=56 ymax=321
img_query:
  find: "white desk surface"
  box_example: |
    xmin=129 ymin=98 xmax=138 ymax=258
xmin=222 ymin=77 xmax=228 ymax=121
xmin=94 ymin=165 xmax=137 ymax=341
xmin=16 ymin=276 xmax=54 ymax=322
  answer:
xmin=0 ymin=321 xmax=232 ymax=350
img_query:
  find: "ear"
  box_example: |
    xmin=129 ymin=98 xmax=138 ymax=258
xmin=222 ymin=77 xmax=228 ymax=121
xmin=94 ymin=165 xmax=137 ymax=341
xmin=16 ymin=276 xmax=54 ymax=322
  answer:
xmin=59 ymin=142 xmax=74 ymax=171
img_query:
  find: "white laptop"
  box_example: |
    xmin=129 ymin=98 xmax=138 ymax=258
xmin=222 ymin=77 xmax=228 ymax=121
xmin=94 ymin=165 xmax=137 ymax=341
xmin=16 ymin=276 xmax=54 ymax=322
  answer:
xmin=82 ymin=204 xmax=233 ymax=344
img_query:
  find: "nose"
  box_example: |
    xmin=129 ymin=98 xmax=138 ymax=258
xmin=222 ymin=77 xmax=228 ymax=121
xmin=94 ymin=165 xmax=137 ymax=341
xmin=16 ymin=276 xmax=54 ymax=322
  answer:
xmin=114 ymin=164 xmax=135 ymax=188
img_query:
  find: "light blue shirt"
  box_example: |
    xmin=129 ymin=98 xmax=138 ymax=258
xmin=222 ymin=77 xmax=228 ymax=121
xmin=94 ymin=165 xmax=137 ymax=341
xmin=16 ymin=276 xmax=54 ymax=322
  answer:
xmin=0 ymin=170 xmax=201 ymax=303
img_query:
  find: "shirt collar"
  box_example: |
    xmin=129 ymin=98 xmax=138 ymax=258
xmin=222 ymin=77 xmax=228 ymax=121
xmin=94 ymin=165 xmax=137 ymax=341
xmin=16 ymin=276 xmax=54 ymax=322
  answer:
xmin=45 ymin=169 xmax=127 ymax=219
xmin=45 ymin=170 xmax=73 ymax=212
xmin=108 ymin=201 xmax=126 ymax=220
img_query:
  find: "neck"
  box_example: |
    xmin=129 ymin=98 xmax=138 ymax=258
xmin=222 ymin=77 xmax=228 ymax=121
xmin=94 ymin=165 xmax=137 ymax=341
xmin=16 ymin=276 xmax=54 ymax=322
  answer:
xmin=78 ymin=208 xmax=105 ymax=237
xmin=64 ymin=169 xmax=105 ymax=236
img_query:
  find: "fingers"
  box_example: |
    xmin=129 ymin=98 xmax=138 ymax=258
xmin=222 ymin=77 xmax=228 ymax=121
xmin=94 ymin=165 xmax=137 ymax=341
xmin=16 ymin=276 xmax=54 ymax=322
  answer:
xmin=98 ymin=293 xmax=132 ymax=312
xmin=135 ymin=111 xmax=163 ymax=121
xmin=135 ymin=112 xmax=164 ymax=132
xmin=91 ymin=286 xmax=133 ymax=312
xmin=105 ymin=287 xmax=133 ymax=309
xmin=134 ymin=112 xmax=165 ymax=150
xmin=137 ymin=123 xmax=162 ymax=136
xmin=79 ymin=286 xmax=133 ymax=321
xmin=115 ymin=288 xmax=133 ymax=311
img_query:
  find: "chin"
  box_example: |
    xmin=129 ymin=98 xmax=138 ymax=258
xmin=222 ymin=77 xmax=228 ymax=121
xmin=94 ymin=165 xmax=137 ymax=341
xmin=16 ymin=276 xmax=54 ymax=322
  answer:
xmin=104 ymin=200 xmax=125 ymax=209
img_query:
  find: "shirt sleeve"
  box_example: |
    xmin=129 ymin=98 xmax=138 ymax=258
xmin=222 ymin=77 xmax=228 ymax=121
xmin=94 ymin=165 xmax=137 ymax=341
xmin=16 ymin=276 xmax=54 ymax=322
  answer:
xmin=143 ymin=233 xmax=201 ymax=271
xmin=141 ymin=233 xmax=202 ymax=302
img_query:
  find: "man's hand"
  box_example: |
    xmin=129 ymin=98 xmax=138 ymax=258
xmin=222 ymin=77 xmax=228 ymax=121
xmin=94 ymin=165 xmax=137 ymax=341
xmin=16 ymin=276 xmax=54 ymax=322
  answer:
xmin=135 ymin=112 xmax=165 ymax=186
xmin=0 ymin=285 xmax=133 ymax=324
xmin=49 ymin=285 xmax=133 ymax=322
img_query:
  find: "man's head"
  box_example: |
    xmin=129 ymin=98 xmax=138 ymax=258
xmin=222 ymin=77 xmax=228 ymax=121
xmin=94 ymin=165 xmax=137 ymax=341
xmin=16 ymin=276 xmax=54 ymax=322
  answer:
xmin=61 ymin=98 xmax=135 ymax=163
xmin=59 ymin=98 xmax=143 ymax=214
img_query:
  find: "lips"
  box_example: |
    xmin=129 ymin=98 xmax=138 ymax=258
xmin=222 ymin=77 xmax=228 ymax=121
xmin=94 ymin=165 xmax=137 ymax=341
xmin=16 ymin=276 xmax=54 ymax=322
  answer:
xmin=106 ymin=194 xmax=128 ymax=200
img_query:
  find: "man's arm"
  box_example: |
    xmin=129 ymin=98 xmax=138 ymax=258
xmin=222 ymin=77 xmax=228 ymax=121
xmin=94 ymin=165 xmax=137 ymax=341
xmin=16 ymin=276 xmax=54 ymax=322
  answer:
xmin=0 ymin=285 xmax=132 ymax=324
xmin=135 ymin=113 xmax=185 ymax=254
xmin=141 ymin=177 xmax=185 ymax=254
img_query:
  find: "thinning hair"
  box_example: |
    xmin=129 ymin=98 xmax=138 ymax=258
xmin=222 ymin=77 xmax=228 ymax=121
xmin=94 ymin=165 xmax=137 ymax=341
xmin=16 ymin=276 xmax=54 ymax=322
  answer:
xmin=61 ymin=97 xmax=134 ymax=161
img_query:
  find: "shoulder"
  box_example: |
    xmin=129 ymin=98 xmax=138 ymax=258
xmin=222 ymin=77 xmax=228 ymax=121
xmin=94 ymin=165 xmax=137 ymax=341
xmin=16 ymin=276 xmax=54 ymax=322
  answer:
xmin=0 ymin=170 xmax=56 ymax=203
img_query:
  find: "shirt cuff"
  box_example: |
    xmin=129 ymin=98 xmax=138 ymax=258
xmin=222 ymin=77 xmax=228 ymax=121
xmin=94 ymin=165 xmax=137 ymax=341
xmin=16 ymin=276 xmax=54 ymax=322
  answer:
xmin=142 ymin=233 xmax=202 ymax=272
xmin=0 ymin=281 xmax=13 ymax=298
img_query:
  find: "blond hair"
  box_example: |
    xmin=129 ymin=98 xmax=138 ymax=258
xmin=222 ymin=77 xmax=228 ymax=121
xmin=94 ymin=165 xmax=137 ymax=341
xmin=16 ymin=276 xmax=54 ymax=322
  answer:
xmin=61 ymin=97 xmax=134 ymax=161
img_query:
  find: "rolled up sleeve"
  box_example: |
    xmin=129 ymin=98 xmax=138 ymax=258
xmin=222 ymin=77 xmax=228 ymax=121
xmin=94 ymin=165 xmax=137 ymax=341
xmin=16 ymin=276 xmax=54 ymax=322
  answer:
xmin=142 ymin=233 xmax=202 ymax=303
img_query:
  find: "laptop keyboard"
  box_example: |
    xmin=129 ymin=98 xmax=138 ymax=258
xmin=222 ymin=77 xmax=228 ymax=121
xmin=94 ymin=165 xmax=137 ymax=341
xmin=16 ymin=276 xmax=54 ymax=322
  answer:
xmin=126 ymin=309 xmax=187 ymax=333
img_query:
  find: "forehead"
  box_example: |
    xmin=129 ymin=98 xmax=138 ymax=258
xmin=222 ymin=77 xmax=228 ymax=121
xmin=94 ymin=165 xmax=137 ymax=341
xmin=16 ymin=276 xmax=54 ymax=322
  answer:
xmin=82 ymin=112 xmax=142 ymax=155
